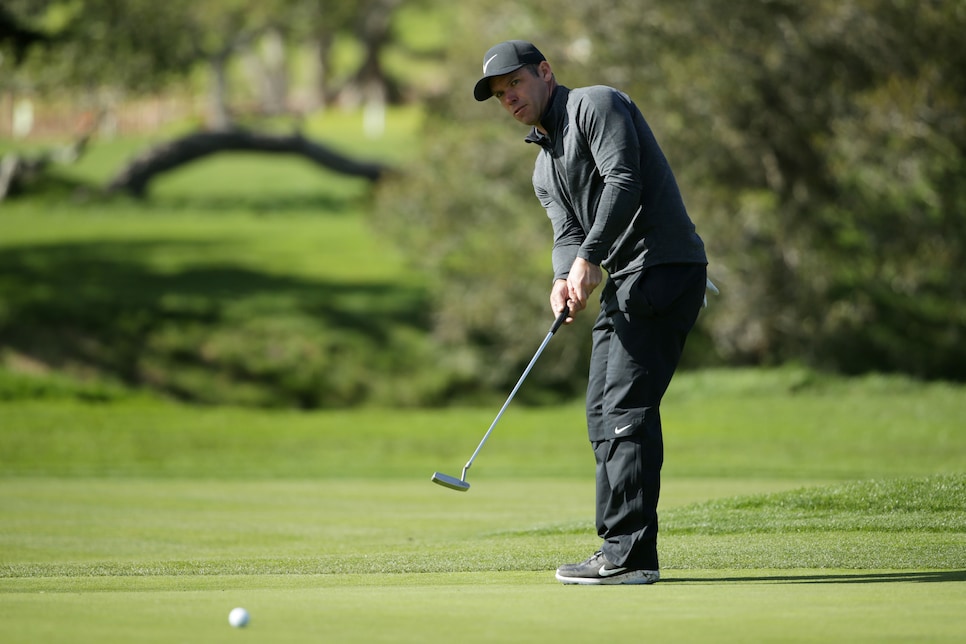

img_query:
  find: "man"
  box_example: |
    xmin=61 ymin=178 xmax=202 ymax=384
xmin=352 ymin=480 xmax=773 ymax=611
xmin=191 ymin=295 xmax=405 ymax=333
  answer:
xmin=474 ymin=41 xmax=710 ymax=585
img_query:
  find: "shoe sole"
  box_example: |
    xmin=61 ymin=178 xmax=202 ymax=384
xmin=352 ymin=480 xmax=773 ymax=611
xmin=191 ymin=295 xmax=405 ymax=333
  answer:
xmin=555 ymin=570 xmax=660 ymax=585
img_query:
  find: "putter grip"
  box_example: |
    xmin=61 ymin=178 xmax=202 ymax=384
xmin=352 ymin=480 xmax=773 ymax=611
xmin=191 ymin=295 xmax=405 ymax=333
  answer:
xmin=550 ymin=305 xmax=570 ymax=334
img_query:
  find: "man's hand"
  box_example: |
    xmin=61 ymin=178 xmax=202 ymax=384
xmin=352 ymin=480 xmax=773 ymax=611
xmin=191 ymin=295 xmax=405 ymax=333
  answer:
xmin=551 ymin=279 xmax=573 ymax=324
xmin=551 ymin=258 xmax=602 ymax=323
xmin=566 ymin=257 xmax=602 ymax=316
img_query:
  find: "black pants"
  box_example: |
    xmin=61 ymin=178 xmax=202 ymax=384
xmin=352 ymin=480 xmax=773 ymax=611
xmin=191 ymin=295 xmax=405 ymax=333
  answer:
xmin=586 ymin=263 xmax=706 ymax=570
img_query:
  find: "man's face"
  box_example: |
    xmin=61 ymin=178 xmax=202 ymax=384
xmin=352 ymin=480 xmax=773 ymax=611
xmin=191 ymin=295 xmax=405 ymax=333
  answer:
xmin=488 ymin=62 xmax=552 ymax=129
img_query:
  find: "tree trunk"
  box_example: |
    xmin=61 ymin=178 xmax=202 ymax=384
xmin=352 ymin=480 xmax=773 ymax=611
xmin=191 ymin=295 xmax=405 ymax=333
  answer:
xmin=339 ymin=0 xmax=403 ymax=110
xmin=208 ymin=53 xmax=233 ymax=130
xmin=106 ymin=129 xmax=387 ymax=198
xmin=244 ymin=28 xmax=288 ymax=115
xmin=308 ymin=31 xmax=335 ymax=110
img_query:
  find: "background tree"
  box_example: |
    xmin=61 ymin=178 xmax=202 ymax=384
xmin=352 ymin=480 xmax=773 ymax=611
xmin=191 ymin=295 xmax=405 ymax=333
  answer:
xmin=4 ymin=0 xmax=964 ymax=401
xmin=615 ymin=0 xmax=966 ymax=379
xmin=1 ymin=0 xmax=198 ymax=93
xmin=0 ymin=0 xmax=413 ymax=127
xmin=374 ymin=0 xmax=966 ymax=386
xmin=0 ymin=0 xmax=420 ymax=200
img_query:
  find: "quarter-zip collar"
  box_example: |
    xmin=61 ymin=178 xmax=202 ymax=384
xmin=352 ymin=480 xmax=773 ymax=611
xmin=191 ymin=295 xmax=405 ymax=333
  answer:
xmin=525 ymin=85 xmax=569 ymax=148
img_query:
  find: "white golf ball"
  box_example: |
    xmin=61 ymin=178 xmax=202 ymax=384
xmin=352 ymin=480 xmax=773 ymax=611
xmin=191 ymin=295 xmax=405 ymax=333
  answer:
xmin=228 ymin=607 xmax=250 ymax=628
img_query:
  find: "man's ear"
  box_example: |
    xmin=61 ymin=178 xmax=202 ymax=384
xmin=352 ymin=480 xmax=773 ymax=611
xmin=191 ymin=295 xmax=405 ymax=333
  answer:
xmin=538 ymin=60 xmax=553 ymax=81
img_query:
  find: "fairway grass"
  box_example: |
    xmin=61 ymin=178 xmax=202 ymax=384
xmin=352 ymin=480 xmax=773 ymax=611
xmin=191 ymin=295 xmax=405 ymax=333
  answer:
xmin=3 ymin=369 xmax=964 ymax=480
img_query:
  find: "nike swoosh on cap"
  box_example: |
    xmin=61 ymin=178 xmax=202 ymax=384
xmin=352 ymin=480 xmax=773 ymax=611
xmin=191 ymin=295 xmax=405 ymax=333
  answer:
xmin=483 ymin=53 xmax=499 ymax=74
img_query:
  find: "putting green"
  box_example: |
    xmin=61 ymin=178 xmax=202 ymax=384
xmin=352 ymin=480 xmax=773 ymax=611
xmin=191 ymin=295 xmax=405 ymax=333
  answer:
xmin=2 ymin=570 xmax=964 ymax=643
xmin=2 ymin=478 xmax=964 ymax=642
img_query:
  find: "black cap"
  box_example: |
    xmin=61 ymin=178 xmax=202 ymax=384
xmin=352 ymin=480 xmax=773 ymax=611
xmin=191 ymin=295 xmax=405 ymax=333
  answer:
xmin=473 ymin=40 xmax=546 ymax=102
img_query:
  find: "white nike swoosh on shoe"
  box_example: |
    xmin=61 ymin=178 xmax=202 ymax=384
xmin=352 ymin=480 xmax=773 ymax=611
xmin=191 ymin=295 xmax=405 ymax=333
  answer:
xmin=614 ymin=424 xmax=633 ymax=435
xmin=597 ymin=565 xmax=630 ymax=577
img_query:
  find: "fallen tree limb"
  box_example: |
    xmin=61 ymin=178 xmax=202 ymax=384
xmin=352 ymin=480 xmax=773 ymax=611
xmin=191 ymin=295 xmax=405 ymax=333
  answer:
xmin=106 ymin=129 xmax=389 ymax=198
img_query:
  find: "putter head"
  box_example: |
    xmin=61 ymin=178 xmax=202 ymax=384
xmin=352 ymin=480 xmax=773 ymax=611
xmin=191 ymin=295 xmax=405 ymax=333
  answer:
xmin=431 ymin=472 xmax=470 ymax=492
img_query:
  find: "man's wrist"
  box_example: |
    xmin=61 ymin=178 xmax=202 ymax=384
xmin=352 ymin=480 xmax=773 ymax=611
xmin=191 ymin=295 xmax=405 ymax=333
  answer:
xmin=575 ymin=251 xmax=602 ymax=268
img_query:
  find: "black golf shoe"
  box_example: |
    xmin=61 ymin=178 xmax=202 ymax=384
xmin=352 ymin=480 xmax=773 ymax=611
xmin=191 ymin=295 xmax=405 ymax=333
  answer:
xmin=555 ymin=550 xmax=660 ymax=585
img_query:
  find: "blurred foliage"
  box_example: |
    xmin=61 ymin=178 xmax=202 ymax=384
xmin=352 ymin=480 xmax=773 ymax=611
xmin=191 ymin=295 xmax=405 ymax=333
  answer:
xmin=375 ymin=0 xmax=966 ymax=387
xmin=374 ymin=116 xmax=594 ymax=400
xmin=0 ymin=0 xmax=445 ymax=109
xmin=3 ymin=0 xmax=204 ymax=91
xmin=2 ymin=0 xmax=965 ymax=409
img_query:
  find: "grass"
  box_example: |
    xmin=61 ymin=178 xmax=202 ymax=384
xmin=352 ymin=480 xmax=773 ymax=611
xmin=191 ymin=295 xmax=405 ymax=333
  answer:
xmin=5 ymin=570 xmax=961 ymax=644
xmin=3 ymin=109 xmax=965 ymax=641
xmin=2 ymin=370 xmax=965 ymax=641
xmin=669 ymin=476 xmax=966 ymax=534
xmin=1 ymin=366 xmax=962 ymax=480
xmin=1 ymin=474 xmax=964 ymax=642
xmin=2 ymin=475 xmax=963 ymax=576
xmin=1 ymin=107 xmax=440 ymax=407
xmin=0 ymin=209 xmax=433 ymax=406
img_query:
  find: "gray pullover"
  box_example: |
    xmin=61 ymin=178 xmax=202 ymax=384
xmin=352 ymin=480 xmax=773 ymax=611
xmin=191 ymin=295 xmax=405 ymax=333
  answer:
xmin=525 ymin=85 xmax=706 ymax=281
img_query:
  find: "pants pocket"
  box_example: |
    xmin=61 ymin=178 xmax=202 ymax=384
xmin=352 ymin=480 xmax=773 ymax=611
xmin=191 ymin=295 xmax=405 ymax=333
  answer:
xmin=627 ymin=264 xmax=706 ymax=318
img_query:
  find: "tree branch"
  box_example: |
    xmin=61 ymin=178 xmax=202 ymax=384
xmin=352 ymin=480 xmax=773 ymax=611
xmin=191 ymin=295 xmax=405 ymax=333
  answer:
xmin=106 ymin=129 xmax=388 ymax=198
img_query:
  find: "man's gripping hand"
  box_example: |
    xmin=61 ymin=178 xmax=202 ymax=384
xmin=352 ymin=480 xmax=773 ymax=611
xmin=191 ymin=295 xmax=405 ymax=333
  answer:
xmin=554 ymin=257 xmax=602 ymax=322
xmin=551 ymin=279 xmax=573 ymax=324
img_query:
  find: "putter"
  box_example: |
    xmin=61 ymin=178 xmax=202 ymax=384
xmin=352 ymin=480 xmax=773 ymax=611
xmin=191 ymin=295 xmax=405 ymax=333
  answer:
xmin=431 ymin=305 xmax=570 ymax=492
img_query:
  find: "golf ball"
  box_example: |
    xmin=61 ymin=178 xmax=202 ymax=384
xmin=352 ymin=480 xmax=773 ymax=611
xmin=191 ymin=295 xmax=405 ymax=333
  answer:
xmin=228 ymin=607 xmax=250 ymax=628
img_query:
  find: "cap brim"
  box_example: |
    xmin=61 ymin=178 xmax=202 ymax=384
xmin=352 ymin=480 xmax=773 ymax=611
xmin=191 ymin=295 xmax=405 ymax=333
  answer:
xmin=474 ymin=77 xmax=494 ymax=102
xmin=473 ymin=63 xmax=526 ymax=101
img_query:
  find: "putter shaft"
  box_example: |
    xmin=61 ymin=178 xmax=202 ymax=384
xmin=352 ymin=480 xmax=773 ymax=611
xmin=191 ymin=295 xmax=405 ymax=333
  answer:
xmin=431 ymin=307 xmax=569 ymax=492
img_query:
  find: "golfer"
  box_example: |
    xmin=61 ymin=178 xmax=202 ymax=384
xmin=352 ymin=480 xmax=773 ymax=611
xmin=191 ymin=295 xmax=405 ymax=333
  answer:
xmin=474 ymin=41 xmax=709 ymax=584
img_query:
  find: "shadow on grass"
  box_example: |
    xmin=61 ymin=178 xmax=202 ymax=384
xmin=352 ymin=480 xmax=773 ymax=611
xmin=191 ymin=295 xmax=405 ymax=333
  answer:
xmin=147 ymin=192 xmax=362 ymax=215
xmin=665 ymin=570 xmax=966 ymax=584
xmin=0 ymin=238 xmax=431 ymax=406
